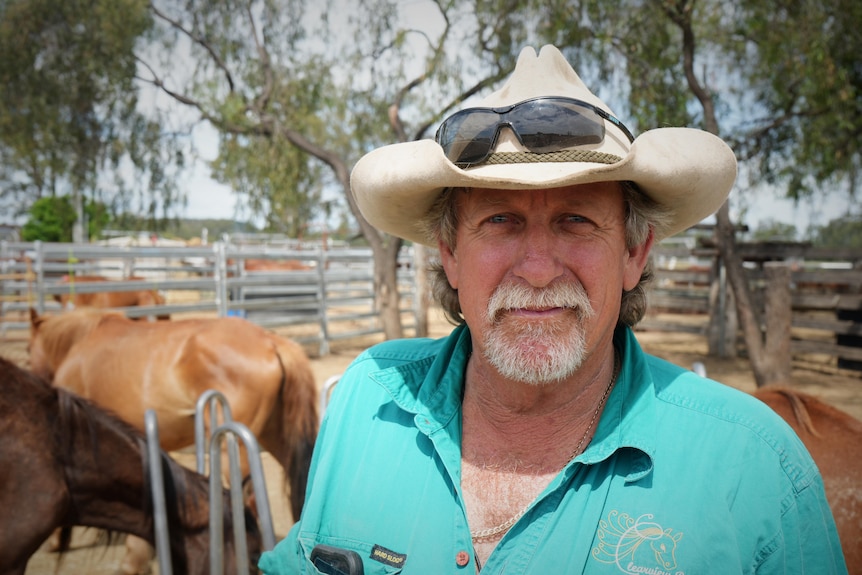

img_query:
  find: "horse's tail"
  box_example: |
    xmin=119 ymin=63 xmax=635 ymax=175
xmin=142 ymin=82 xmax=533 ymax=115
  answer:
xmin=270 ymin=334 xmax=319 ymax=521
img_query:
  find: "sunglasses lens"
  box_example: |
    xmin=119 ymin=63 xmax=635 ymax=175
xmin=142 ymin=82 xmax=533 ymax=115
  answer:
xmin=512 ymin=100 xmax=604 ymax=151
xmin=436 ymin=97 xmax=625 ymax=167
xmin=437 ymin=109 xmax=501 ymax=165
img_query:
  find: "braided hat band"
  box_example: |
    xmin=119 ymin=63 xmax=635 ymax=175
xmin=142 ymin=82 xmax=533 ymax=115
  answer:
xmin=483 ymin=150 xmax=623 ymax=166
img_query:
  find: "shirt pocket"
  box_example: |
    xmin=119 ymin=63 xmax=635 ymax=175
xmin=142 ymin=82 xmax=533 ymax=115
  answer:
xmin=298 ymin=535 xmax=404 ymax=575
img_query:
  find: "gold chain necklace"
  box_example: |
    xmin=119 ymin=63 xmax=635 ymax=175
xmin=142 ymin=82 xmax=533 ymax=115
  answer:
xmin=469 ymin=352 xmax=621 ymax=543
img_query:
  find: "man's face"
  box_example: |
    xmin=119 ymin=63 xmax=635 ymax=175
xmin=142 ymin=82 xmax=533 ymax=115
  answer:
xmin=438 ymin=182 xmax=651 ymax=384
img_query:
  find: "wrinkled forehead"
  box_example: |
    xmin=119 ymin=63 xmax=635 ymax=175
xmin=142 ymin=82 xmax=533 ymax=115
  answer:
xmin=453 ymin=182 xmax=626 ymax=209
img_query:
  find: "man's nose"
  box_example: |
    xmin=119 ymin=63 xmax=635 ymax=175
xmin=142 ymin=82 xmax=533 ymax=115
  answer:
xmin=511 ymin=226 xmax=564 ymax=288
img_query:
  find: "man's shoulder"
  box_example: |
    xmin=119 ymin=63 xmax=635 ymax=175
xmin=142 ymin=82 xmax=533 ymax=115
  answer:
xmin=644 ymin=352 xmax=770 ymax=420
xmin=643 ymin=353 xmax=818 ymax=487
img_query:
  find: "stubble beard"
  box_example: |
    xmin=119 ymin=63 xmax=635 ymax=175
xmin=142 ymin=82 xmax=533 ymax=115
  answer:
xmin=482 ymin=282 xmax=595 ymax=385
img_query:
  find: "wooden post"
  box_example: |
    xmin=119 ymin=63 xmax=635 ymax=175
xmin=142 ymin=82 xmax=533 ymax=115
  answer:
xmin=707 ymin=254 xmax=738 ymax=358
xmin=762 ymin=261 xmax=792 ymax=385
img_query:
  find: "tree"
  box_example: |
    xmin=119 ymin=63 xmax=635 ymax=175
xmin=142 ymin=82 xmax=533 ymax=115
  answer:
xmin=137 ymin=0 xmax=516 ymax=339
xmin=811 ymin=214 xmax=862 ymax=249
xmin=21 ymin=196 xmax=110 ymax=242
xmin=0 ymin=0 xmax=183 ymax=236
xmin=750 ymin=219 xmax=798 ymax=242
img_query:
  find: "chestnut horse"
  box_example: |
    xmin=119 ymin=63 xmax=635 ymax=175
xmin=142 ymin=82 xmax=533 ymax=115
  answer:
xmin=53 ymin=275 xmax=169 ymax=319
xmin=0 ymin=355 xmax=263 ymax=575
xmin=753 ymin=387 xmax=862 ymax=570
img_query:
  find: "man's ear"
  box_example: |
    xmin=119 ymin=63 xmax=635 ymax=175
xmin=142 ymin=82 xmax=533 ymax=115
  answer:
xmin=438 ymin=239 xmax=459 ymax=290
xmin=623 ymin=228 xmax=655 ymax=292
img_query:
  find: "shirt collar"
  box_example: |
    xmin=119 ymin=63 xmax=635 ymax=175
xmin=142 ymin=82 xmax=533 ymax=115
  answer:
xmin=372 ymin=324 xmax=657 ymax=480
xmin=574 ymin=326 xmax=657 ymax=482
xmin=371 ymin=323 xmax=471 ymax=431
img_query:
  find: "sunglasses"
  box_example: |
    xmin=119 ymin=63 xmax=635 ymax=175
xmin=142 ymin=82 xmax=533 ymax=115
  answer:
xmin=435 ymin=96 xmax=635 ymax=167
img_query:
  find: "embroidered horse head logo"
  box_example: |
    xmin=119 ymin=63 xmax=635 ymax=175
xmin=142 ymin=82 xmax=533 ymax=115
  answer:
xmin=592 ymin=511 xmax=683 ymax=574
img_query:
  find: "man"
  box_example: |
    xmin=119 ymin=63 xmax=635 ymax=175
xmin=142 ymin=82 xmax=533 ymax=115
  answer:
xmin=260 ymin=45 xmax=845 ymax=574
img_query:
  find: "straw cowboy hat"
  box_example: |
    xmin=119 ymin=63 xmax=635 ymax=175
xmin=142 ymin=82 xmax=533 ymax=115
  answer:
xmin=351 ymin=44 xmax=737 ymax=246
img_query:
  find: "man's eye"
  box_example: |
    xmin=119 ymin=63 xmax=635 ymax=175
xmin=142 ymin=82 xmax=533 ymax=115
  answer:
xmin=488 ymin=214 xmax=510 ymax=224
xmin=565 ymin=215 xmax=589 ymax=223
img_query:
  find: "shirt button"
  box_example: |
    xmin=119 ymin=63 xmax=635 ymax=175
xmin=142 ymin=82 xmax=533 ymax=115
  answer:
xmin=456 ymin=550 xmax=470 ymax=567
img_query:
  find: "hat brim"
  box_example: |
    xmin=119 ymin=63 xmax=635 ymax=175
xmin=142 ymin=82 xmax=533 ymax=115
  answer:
xmin=351 ymin=127 xmax=737 ymax=246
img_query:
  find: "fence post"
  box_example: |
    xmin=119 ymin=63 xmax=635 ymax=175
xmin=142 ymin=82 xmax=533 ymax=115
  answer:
xmin=763 ymin=261 xmax=792 ymax=384
xmin=317 ymin=248 xmax=330 ymax=356
xmin=34 ymin=240 xmax=45 ymax=314
xmin=144 ymin=410 xmax=173 ymax=575
xmin=214 ymin=242 xmax=229 ymax=317
xmin=413 ymin=245 xmax=428 ymax=337
xmin=209 ymin=421 xmax=277 ymax=574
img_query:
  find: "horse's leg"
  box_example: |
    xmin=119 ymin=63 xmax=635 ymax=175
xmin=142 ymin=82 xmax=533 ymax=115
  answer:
xmin=117 ymin=535 xmax=154 ymax=575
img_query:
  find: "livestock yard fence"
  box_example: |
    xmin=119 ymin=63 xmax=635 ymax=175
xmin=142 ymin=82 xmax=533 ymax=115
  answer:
xmin=0 ymin=238 xmax=418 ymax=356
xmin=643 ymin=233 xmax=862 ymax=373
xmin=2 ymin=234 xmax=860 ymax=371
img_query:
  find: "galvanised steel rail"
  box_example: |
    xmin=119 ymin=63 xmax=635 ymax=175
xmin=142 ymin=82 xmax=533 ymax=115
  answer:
xmin=0 ymin=240 xmax=418 ymax=355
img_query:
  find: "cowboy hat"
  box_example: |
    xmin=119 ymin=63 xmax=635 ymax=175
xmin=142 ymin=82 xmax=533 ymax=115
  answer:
xmin=350 ymin=44 xmax=737 ymax=245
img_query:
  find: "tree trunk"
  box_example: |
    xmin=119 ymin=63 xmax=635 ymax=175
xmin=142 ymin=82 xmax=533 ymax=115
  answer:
xmin=714 ymin=203 xmax=791 ymax=387
xmin=413 ymin=244 xmax=429 ymax=338
xmin=706 ymin=254 xmax=738 ymax=358
xmin=667 ymin=1 xmax=790 ymax=388
xmin=373 ymin=238 xmax=404 ymax=340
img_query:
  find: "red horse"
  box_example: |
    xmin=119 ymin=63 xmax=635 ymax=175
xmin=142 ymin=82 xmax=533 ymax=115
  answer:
xmin=53 ymin=275 xmax=169 ymax=319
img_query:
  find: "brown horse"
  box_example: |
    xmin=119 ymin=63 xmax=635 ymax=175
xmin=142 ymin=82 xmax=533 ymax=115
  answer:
xmin=28 ymin=308 xmax=318 ymax=520
xmin=53 ymin=275 xmax=170 ymax=319
xmin=0 ymin=355 xmax=263 ymax=575
xmin=753 ymin=386 xmax=862 ymax=570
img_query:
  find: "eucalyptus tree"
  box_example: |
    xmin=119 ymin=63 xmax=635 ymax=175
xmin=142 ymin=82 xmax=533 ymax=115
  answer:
xmin=533 ymin=0 xmax=860 ymax=386
xmin=0 ymin=0 xmax=183 ymax=238
xmin=139 ymin=0 xmax=519 ymax=338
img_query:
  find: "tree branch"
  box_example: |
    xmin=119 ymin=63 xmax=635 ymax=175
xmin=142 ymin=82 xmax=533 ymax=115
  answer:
xmin=149 ymin=3 xmax=236 ymax=93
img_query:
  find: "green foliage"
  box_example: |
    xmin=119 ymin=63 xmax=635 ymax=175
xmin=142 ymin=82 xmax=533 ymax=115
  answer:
xmin=4 ymin=0 xmax=859 ymax=249
xmin=21 ymin=197 xmax=76 ymax=242
xmin=810 ymin=214 xmax=862 ymax=248
xmin=211 ymin=134 xmax=322 ymax=236
xmin=21 ymin=196 xmax=110 ymax=241
xmin=749 ymin=218 xmax=799 ymax=242
xmin=727 ymin=0 xmax=862 ymax=199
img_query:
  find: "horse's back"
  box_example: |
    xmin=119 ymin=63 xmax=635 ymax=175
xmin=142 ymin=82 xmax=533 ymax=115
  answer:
xmin=51 ymin=314 xmax=288 ymax=449
xmin=754 ymin=386 xmax=862 ymax=568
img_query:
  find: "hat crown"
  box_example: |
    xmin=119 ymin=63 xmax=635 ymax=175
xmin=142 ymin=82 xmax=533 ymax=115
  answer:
xmin=479 ymin=46 xmax=617 ymax=119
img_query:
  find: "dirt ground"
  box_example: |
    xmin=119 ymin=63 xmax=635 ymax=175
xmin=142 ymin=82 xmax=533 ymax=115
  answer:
xmin=4 ymin=307 xmax=860 ymax=574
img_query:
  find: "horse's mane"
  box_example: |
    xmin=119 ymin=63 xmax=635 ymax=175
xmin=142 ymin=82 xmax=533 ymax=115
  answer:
xmin=55 ymin=384 xmax=191 ymax=572
xmin=37 ymin=309 xmax=123 ymax=365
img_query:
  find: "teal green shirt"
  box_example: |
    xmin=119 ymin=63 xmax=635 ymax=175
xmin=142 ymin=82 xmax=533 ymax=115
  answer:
xmin=259 ymin=325 xmax=846 ymax=574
